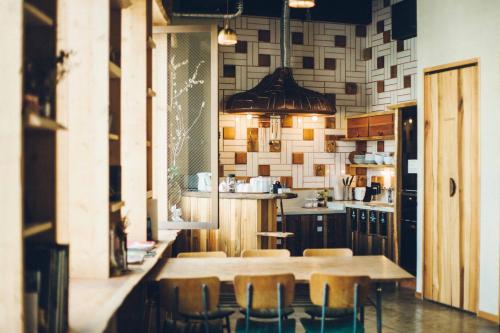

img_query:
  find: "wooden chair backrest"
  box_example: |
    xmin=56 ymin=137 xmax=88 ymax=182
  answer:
xmin=309 ymin=274 xmax=370 ymax=308
xmin=158 ymin=277 xmax=220 ymax=313
xmin=234 ymin=274 xmax=295 ymax=309
xmin=241 ymin=249 xmax=291 ymax=258
xmin=177 ymin=251 xmax=227 ymax=258
xmin=303 ymin=248 xmax=353 ymax=257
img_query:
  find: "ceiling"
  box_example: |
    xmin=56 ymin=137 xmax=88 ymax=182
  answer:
xmin=169 ymin=0 xmax=372 ymax=25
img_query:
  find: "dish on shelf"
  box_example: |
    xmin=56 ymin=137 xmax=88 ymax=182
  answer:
xmin=374 ymin=153 xmax=384 ymax=165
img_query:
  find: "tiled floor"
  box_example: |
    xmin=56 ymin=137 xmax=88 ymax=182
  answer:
xmin=224 ymin=287 xmax=499 ymax=333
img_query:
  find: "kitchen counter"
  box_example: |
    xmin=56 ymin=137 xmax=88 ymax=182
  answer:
xmin=183 ymin=191 xmax=297 ymax=200
xmin=282 ymin=201 xmax=394 ymax=215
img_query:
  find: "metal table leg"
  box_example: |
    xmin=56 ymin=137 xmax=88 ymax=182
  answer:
xmin=376 ymin=282 xmax=382 ymax=333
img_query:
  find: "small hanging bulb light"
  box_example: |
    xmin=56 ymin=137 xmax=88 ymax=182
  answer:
xmin=218 ymin=0 xmax=238 ymax=46
xmin=289 ymin=0 xmax=315 ymax=9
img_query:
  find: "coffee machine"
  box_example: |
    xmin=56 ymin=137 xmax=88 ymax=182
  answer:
xmin=363 ymin=182 xmax=381 ymax=202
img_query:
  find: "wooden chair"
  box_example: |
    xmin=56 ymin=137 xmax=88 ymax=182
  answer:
xmin=178 ymin=251 xmax=227 ymax=258
xmin=234 ymin=274 xmax=296 ymax=333
xmin=241 ymin=249 xmax=291 ymax=258
xmin=158 ymin=276 xmax=234 ymax=333
xmin=303 ymin=248 xmax=353 ymax=257
xmin=301 ymin=274 xmax=371 ymax=333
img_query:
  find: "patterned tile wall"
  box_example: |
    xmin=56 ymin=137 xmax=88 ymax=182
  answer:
xmin=365 ymin=0 xmax=417 ymax=112
xmin=218 ymin=0 xmax=417 ymax=189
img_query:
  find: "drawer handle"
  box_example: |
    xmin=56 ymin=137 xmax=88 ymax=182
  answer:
xmin=450 ymin=178 xmax=457 ymax=197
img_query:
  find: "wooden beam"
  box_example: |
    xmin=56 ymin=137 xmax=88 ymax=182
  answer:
xmin=0 ymin=1 xmax=23 ymax=330
xmin=121 ymin=0 xmax=148 ymax=241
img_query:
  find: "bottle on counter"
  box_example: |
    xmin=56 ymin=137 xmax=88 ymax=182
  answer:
xmin=227 ymin=174 xmax=236 ymax=193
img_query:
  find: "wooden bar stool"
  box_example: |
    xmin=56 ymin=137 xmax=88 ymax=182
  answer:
xmin=241 ymin=249 xmax=291 ymax=258
xmin=301 ymin=274 xmax=371 ymax=333
xmin=303 ymin=248 xmax=353 ymax=257
xmin=234 ymin=274 xmax=296 ymax=333
xmin=177 ymin=251 xmax=227 ymax=258
xmin=158 ymin=276 xmax=234 ymax=333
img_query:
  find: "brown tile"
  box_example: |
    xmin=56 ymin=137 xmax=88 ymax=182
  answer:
xmin=314 ymin=164 xmax=326 ymax=177
xmin=269 ymin=140 xmax=281 ymax=152
xmin=258 ymin=30 xmax=270 ymax=42
xmin=219 ymin=164 xmax=224 ymax=176
xmin=355 ymin=25 xmax=367 ymax=37
xmin=235 ymin=40 xmax=247 ymax=53
xmin=235 ymin=152 xmax=247 ymax=164
xmin=324 ymin=58 xmax=336 ymax=70
xmin=345 ymin=82 xmax=358 ymax=95
xmin=223 ymin=65 xmax=236 ymax=78
xmin=377 ymin=141 xmax=385 ymax=152
xmin=384 ymin=0 xmax=390 ymax=7
xmin=325 ymin=135 xmax=336 ymax=153
xmin=404 ymin=75 xmax=412 ymax=88
xmin=391 ymin=65 xmax=398 ymax=79
xmin=356 ymin=141 xmax=367 ymax=152
xmin=377 ymin=20 xmax=385 ymax=34
xmin=325 ymin=117 xmax=336 ymax=129
xmin=397 ymin=40 xmax=405 ymax=52
xmin=377 ymin=80 xmax=385 ymax=93
xmin=236 ymin=176 xmax=251 ymax=183
xmin=292 ymin=152 xmax=304 ymax=165
xmin=377 ymin=56 xmax=385 ymax=69
xmin=291 ymin=32 xmax=303 ymax=45
xmin=247 ymin=128 xmax=259 ymax=152
xmin=335 ymin=35 xmax=346 ymax=47
xmin=223 ymin=127 xmax=235 ymax=139
xmin=303 ymin=128 xmax=314 ymax=140
xmin=280 ymin=176 xmax=293 ymax=189
xmin=282 ymin=115 xmax=293 ymax=128
xmin=303 ymin=56 xmax=314 ymax=69
xmin=258 ymin=165 xmax=270 ymax=176
xmin=363 ymin=47 xmax=372 ymax=60
xmin=258 ymin=54 xmax=271 ymax=67
xmin=383 ymin=30 xmax=391 ymax=43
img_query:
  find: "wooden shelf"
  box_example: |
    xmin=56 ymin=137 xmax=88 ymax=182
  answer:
xmin=109 ymin=133 xmax=120 ymax=141
xmin=24 ymin=113 xmax=66 ymax=131
xmin=339 ymin=135 xmax=395 ymax=141
xmin=147 ymin=190 xmax=153 ymax=199
xmin=256 ymin=232 xmax=294 ymax=238
xmin=23 ymin=221 xmax=53 ymax=238
xmin=109 ymin=61 xmax=122 ymax=79
xmin=24 ymin=3 xmax=54 ymax=27
xmin=349 ymin=164 xmax=395 ymax=169
xmin=110 ymin=201 xmax=125 ymax=213
xmin=111 ymin=0 xmax=132 ymax=9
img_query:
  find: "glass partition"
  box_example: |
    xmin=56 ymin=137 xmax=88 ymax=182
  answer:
xmin=164 ymin=25 xmax=218 ymax=228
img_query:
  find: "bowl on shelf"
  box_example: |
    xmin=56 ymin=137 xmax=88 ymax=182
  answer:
xmin=353 ymin=155 xmax=365 ymax=164
xmin=374 ymin=154 xmax=384 ymax=165
xmin=383 ymin=155 xmax=394 ymax=165
xmin=364 ymin=153 xmax=375 ymax=164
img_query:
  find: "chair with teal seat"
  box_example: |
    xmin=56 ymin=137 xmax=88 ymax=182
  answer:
xmin=300 ymin=274 xmax=371 ymax=333
xmin=234 ymin=273 xmax=296 ymax=333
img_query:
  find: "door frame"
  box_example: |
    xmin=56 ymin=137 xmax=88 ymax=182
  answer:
xmin=422 ymin=58 xmax=480 ymax=312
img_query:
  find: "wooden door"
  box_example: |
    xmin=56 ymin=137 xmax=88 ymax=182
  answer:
xmin=423 ymin=60 xmax=479 ymax=312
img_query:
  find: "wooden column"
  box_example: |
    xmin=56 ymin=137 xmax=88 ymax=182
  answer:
xmin=121 ymin=0 xmax=148 ymax=240
xmin=58 ymin=0 xmax=110 ymax=278
xmin=0 ymin=1 xmax=23 ymax=330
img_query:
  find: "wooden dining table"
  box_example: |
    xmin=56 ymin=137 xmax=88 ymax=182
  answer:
xmin=155 ymin=255 xmax=414 ymax=333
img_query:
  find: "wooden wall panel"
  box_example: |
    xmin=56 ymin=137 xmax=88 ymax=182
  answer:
xmin=0 ymin=0 xmax=23 ymax=330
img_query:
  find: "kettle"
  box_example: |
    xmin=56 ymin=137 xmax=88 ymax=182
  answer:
xmin=197 ymin=172 xmax=212 ymax=192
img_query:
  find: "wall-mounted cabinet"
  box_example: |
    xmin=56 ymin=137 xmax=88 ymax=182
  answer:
xmin=345 ymin=111 xmax=395 ymax=141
